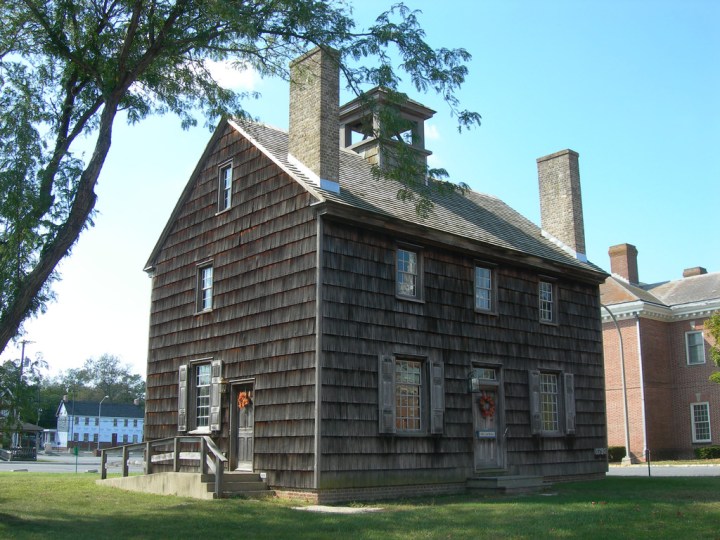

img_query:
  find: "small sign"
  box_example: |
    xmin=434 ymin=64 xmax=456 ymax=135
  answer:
xmin=475 ymin=430 xmax=496 ymax=439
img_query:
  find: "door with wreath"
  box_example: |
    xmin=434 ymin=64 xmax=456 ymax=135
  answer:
xmin=233 ymin=383 xmax=254 ymax=471
xmin=471 ymin=367 xmax=504 ymax=470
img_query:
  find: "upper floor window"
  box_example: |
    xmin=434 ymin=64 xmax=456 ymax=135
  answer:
xmin=396 ymin=247 xmax=422 ymax=300
xmin=539 ymin=280 xmax=556 ymax=323
xmin=197 ymin=264 xmax=214 ymax=312
xmin=133 ymin=419 xmax=138 ymax=428
xmin=474 ymin=265 xmax=496 ymax=313
xmin=686 ymin=331 xmax=706 ymax=365
xmin=113 ymin=418 xmax=118 ymax=427
xmin=218 ymin=162 xmax=232 ymax=212
xmin=95 ymin=417 xmax=99 ymax=426
xmin=124 ymin=418 xmax=129 ymax=427
xmin=691 ymin=402 xmax=711 ymax=443
xmin=84 ymin=417 xmax=89 ymax=425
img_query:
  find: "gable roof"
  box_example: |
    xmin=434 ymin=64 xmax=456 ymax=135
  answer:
xmin=146 ymin=119 xmax=606 ymax=283
xmin=57 ymin=401 xmax=144 ymax=419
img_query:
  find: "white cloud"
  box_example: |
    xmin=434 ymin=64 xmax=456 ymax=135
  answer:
xmin=205 ymin=60 xmax=260 ymax=91
xmin=425 ymin=123 xmax=441 ymax=141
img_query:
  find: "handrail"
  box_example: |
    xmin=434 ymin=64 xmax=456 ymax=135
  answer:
xmin=100 ymin=436 xmax=228 ymax=499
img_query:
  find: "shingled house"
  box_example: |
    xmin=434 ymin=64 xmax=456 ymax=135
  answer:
xmin=143 ymin=48 xmax=608 ymax=502
xmin=601 ymin=244 xmax=719 ymax=461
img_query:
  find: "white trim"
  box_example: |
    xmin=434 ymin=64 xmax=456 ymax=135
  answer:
xmin=685 ymin=330 xmax=707 ymax=365
xmin=540 ymin=230 xmax=588 ymax=262
xmin=691 ymin=402 xmax=712 ymax=443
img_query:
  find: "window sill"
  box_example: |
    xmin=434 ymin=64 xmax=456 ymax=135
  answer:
xmin=475 ymin=308 xmax=499 ymax=316
xmin=395 ymin=294 xmax=425 ymax=304
xmin=188 ymin=428 xmax=211 ymax=435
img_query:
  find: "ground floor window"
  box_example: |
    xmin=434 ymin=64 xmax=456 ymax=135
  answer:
xmin=195 ymin=364 xmax=212 ymax=428
xmin=691 ymin=402 xmax=711 ymax=443
xmin=529 ymin=370 xmax=575 ymax=436
xmin=178 ymin=359 xmax=223 ymax=432
xmin=378 ymin=354 xmax=444 ymax=435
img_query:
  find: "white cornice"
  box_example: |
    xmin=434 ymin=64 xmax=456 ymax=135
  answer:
xmin=601 ymin=298 xmax=720 ymax=323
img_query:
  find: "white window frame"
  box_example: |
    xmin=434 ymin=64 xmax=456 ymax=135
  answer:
xmin=540 ymin=372 xmax=560 ymax=433
xmin=396 ymin=246 xmax=423 ymax=300
xmin=194 ymin=363 xmax=212 ymax=429
xmin=218 ymin=161 xmax=233 ymax=212
xmin=538 ymin=279 xmax=557 ymax=324
xmin=474 ymin=264 xmax=497 ymax=313
xmin=685 ymin=331 xmax=706 ymax=365
xmin=529 ymin=370 xmax=575 ymax=436
xmin=691 ymin=402 xmax=711 ymax=443
xmin=197 ymin=263 xmax=214 ymax=312
xmin=395 ymin=358 xmax=424 ymax=433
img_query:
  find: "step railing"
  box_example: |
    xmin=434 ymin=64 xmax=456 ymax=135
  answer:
xmin=101 ymin=436 xmax=228 ymax=498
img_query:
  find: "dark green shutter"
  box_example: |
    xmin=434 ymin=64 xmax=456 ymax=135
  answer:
xmin=429 ymin=360 xmax=445 ymax=435
xmin=528 ymin=370 xmax=542 ymax=435
xmin=210 ymin=359 xmax=223 ymax=432
xmin=564 ymin=372 xmax=576 ymax=435
xmin=378 ymin=355 xmax=396 ymax=434
xmin=178 ymin=364 xmax=188 ymax=432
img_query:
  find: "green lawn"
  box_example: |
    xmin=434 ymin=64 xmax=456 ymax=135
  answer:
xmin=1 ymin=474 xmax=719 ymax=539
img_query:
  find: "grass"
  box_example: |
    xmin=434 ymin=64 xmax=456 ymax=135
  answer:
xmin=1 ymin=474 xmax=720 ymax=539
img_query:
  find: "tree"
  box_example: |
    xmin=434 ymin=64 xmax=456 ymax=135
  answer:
xmin=706 ymin=311 xmax=720 ymax=384
xmin=55 ymin=354 xmax=145 ymax=403
xmin=0 ymin=354 xmax=46 ymax=444
xmin=0 ymin=1 xmax=481 ymax=354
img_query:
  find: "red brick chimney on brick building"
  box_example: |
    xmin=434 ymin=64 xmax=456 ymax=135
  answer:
xmin=608 ymin=243 xmax=639 ymax=284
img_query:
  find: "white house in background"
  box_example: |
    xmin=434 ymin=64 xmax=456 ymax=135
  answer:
xmin=56 ymin=400 xmax=144 ymax=450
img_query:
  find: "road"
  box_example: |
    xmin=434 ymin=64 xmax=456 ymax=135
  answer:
xmin=0 ymin=452 xmax=144 ymax=474
xmin=607 ymin=464 xmax=720 ymax=477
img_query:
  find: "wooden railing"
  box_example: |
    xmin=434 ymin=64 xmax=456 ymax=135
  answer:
xmin=0 ymin=447 xmax=37 ymax=461
xmin=100 ymin=436 xmax=227 ymax=498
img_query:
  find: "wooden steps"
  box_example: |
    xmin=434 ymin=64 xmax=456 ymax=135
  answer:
xmin=467 ymin=474 xmax=547 ymax=494
xmin=201 ymin=472 xmax=275 ymax=499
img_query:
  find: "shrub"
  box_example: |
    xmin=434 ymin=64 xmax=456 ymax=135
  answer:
xmin=694 ymin=446 xmax=720 ymax=459
xmin=608 ymin=446 xmax=626 ymax=462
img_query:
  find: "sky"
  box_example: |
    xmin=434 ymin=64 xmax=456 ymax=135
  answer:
xmin=2 ymin=0 xmax=718 ymax=378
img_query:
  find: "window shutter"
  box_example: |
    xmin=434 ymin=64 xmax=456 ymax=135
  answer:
xmin=528 ymin=370 xmax=542 ymax=435
xmin=429 ymin=360 xmax=445 ymax=435
xmin=564 ymin=372 xmax=576 ymax=435
xmin=210 ymin=359 xmax=223 ymax=432
xmin=178 ymin=364 xmax=188 ymax=432
xmin=378 ymin=355 xmax=396 ymax=434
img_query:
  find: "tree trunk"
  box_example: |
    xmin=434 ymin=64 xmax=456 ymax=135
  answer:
xmin=0 ymin=100 xmax=121 ymax=354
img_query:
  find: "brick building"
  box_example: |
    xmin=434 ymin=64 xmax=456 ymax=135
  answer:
xmin=600 ymin=243 xmax=720 ymax=461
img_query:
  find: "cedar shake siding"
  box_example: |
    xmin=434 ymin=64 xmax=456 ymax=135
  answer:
xmin=319 ymin=218 xmax=606 ymax=488
xmin=146 ymin=124 xmax=318 ymax=489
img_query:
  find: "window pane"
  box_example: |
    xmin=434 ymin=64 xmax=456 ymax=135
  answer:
xmin=540 ymin=373 xmax=559 ymax=431
xmin=475 ymin=267 xmax=493 ymax=311
xmin=686 ymin=332 xmax=705 ymax=365
xmin=196 ymin=364 xmax=212 ymax=428
xmin=539 ymin=281 xmax=554 ymax=322
xmin=395 ymin=360 xmax=422 ymax=431
xmin=397 ymin=249 xmax=418 ymax=297
xmin=692 ymin=403 xmax=711 ymax=442
xmin=199 ymin=266 xmax=213 ymax=311
xmin=219 ymin=165 xmax=232 ymax=210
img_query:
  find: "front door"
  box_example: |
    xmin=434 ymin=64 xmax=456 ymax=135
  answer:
xmin=234 ymin=383 xmax=254 ymax=471
xmin=471 ymin=367 xmax=504 ymax=470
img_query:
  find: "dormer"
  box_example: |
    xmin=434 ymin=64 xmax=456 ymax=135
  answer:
xmin=339 ymin=87 xmax=434 ymax=171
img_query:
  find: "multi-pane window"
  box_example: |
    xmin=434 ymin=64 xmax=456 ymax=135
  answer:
xmin=132 ymin=435 xmax=138 ymax=443
xmin=133 ymin=419 xmax=138 ymax=428
xmin=73 ymin=433 xmax=78 ymax=441
xmin=83 ymin=433 xmax=89 ymax=442
xmin=95 ymin=417 xmax=99 ymax=426
xmin=113 ymin=418 xmax=118 ymax=427
xmin=540 ymin=373 xmax=560 ymax=432
xmin=195 ymin=364 xmax=212 ymax=428
xmin=124 ymin=419 xmax=129 ymax=427
xmin=395 ymin=359 xmax=422 ymax=432
xmin=93 ymin=433 xmax=98 ymax=443
xmin=691 ymin=403 xmax=711 ymax=443
xmin=539 ymin=281 xmax=555 ymax=323
xmin=84 ymin=417 xmax=89 ymax=425
xmin=475 ymin=266 xmax=494 ymax=312
xmin=396 ymin=248 xmax=420 ymax=299
xmin=197 ymin=265 xmax=214 ymax=312
xmin=686 ymin=331 xmax=706 ymax=365
xmin=218 ymin=163 xmax=232 ymax=211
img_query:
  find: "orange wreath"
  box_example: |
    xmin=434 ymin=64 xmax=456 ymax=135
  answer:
xmin=237 ymin=391 xmax=252 ymax=409
xmin=478 ymin=393 xmax=495 ymax=419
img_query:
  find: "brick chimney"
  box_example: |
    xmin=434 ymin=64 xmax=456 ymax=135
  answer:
xmin=608 ymin=243 xmax=639 ymax=284
xmin=683 ymin=267 xmax=707 ymax=278
xmin=288 ymin=47 xmax=340 ymax=193
xmin=537 ymin=149 xmax=586 ymax=261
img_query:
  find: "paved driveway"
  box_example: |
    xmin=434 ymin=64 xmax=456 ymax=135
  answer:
xmin=608 ymin=464 xmax=720 ymax=477
xmin=0 ymin=452 xmax=144 ymax=474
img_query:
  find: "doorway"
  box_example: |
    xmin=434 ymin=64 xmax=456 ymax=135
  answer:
xmin=231 ymin=382 xmax=254 ymax=471
xmin=470 ymin=366 xmax=505 ymax=470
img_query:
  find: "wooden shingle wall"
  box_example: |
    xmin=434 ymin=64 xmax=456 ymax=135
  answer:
xmin=319 ymin=219 xmax=606 ymax=487
xmin=146 ymin=124 xmax=318 ymax=489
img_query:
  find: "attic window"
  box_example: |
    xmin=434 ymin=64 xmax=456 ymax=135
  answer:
xmin=218 ymin=162 xmax=233 ymax=212
xmin=196 ymin=263 xmax=213 ymax=313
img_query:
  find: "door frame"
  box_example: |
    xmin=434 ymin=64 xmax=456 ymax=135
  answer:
xmin=229 ymin=379 xmax=255 ymax=471
xmin=470 ymin=363 xmax=506 ymax=471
